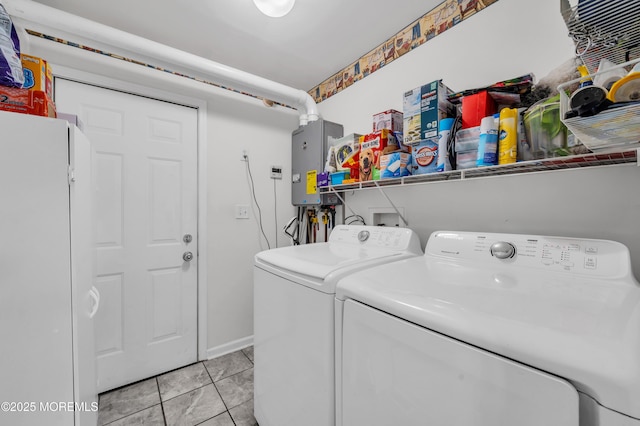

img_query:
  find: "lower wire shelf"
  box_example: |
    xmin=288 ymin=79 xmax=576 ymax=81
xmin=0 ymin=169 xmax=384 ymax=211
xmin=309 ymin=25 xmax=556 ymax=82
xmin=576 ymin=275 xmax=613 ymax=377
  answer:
xmin=320 ymin=149 xmax=639 ymax=193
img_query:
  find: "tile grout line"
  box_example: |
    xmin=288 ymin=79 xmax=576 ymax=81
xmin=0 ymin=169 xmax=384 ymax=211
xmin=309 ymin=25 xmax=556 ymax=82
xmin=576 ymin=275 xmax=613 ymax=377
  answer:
xmin=155 ymin=377 xmax=168 ymax=426
xmin=202 ymin=360 xmax=237 ymax=426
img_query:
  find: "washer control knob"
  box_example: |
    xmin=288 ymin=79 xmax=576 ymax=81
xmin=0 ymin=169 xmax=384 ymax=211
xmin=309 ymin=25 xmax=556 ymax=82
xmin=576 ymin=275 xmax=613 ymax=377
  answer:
xmin=490 ymin=241 xmax=516 ymax=259
xmin=357 ymin=230 xmax=370 ymax=242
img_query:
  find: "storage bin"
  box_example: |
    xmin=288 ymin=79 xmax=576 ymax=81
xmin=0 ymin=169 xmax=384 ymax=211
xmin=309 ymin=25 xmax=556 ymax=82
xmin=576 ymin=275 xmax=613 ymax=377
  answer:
xmin=455 ymin=126 xmax=480 ymax=152
xmin=456 ymin=150 xmax=478 ymax=170
xmin=558 ymin=57 xmax=640 ymax=152
xmin=523 ymin=97 xmax=568 ymax=159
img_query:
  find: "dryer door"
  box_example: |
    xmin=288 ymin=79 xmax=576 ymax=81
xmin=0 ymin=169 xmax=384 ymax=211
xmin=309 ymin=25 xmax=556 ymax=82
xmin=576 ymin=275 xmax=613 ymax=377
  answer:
xmin=340 ymin=300 xmax=579 ymax=426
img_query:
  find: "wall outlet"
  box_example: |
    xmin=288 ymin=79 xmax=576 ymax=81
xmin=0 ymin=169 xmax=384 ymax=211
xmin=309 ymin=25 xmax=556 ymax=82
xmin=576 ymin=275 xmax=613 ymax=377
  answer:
xmin=270 ymin=166 xmax=283 ymax=180
xmin=235 ymin=204 xmax=250 ymax=219
xmin=241 ymin=150 xmax=248 ymax=162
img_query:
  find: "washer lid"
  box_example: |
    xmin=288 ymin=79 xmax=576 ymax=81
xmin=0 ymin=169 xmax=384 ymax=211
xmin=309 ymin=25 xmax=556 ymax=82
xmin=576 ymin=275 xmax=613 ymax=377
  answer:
xmin=255 ymin=225 xmax=422 ymax=293
xmin=256 ymin=242 xmax=410 ymax=289
xmin=336 ymin=231 xmax=640 ymax=420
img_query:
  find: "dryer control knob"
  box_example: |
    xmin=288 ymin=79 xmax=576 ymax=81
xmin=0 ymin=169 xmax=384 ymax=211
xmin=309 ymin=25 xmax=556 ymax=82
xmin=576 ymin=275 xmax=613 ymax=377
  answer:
xmin=490 ymin=241 xmax=516 ymax=259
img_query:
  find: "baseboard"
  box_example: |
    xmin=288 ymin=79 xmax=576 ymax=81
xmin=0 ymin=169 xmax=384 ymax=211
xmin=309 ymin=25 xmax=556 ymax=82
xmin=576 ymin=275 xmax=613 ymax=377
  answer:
xmin=205 ymin=335 xmax=254 ymax=360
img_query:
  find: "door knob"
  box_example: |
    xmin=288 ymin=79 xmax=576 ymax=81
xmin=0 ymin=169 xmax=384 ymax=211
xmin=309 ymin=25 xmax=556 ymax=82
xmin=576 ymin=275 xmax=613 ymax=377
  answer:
xmin=183 ymin=251 xmax=194 ymax=262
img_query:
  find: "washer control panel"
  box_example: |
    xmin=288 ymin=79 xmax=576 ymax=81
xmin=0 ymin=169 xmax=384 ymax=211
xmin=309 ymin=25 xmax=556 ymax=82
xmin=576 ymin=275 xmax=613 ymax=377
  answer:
xmin=427 ymin=231 xmax=631 ymax=278
xmin=329 ymin=225 xmax=421 ymax=252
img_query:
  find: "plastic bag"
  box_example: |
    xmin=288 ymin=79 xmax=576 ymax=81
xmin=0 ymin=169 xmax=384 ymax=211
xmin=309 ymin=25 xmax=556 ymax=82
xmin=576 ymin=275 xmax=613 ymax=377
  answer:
xmin=0 ymin=2 xmax=24 ymax=88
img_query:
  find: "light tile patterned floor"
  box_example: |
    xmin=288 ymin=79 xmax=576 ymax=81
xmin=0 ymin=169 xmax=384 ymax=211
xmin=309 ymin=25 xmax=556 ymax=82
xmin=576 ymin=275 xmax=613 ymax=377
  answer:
xmin=97 ymin=346 xmax=257 ymax=426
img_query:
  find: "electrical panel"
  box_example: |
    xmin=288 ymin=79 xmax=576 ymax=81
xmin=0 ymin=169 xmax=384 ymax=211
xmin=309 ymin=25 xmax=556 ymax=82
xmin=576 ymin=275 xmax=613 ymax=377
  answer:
xmin=291 ymin=119 xmax=343 ymax=206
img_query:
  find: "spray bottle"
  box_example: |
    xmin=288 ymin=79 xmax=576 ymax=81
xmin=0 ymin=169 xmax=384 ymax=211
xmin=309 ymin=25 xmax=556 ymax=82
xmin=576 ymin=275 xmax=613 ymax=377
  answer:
xmin=498 ymin=108 xmax=518 ymax=164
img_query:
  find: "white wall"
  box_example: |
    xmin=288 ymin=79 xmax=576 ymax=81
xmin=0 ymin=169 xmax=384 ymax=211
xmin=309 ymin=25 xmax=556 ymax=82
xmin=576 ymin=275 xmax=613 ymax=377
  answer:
xmin=318 ymin=0 xmax=640 ymax=276
xmin=21 ymin=34 xmax=299 ymax=356
xmin=319 ymin=0 xmax=576 ymax=133
xmin=207 ymin=93 xmax=298 ymax=351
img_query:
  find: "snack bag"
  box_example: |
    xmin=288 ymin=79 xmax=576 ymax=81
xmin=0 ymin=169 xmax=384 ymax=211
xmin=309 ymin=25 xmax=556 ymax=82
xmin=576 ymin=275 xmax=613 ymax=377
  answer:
xmin=0 ymin=2 xmax=25 ymax=88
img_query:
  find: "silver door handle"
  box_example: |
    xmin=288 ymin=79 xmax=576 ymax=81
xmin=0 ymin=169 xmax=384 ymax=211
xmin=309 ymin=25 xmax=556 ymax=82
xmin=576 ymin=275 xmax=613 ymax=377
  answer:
xmin=183 ymin=251 xmax=194 ymax=262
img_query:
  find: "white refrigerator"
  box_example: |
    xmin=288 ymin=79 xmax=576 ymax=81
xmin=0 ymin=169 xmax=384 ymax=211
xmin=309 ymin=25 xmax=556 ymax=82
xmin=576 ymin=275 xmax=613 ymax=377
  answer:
xmin=0 ymin=111 xmax=99 ymax=425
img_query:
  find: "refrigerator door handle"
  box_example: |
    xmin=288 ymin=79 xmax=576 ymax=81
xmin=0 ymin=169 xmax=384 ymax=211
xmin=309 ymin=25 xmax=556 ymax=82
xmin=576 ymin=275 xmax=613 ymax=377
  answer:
xmin=89 ymin=286 xmax=100 ymax=319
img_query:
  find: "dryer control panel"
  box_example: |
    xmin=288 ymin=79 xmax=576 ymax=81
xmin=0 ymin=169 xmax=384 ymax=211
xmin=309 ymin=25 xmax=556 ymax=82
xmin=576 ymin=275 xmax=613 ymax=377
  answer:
xmin=427 ymin=231 xmax=632 ymax=279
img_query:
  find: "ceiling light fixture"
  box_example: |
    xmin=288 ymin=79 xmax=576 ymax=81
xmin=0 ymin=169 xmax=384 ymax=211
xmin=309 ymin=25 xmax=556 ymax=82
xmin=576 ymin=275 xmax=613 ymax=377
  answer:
xmin=252 ymin=0 xmax=295 ymax=18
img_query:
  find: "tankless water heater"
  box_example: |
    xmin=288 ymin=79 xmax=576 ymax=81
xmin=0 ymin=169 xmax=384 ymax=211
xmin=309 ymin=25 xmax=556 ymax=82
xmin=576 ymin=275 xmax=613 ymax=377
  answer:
xmin=291 ymin=119 xmax=343 ymax=206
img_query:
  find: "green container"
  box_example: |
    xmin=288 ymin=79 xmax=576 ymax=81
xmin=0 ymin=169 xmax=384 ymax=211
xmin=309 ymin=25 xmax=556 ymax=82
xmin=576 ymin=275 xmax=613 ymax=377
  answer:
xmin=523 ymin=95 xmax=569 ymax=159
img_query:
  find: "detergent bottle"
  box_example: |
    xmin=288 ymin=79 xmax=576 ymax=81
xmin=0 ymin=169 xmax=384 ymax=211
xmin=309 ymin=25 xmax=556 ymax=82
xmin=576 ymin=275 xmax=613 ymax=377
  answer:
xmin=498 ymin=108 xmax=518 ymax=164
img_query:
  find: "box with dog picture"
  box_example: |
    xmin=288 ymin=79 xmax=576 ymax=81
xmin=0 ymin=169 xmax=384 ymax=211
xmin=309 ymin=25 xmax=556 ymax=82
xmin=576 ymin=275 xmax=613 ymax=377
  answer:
xmin=358 ymin=129 xmax=401 ymax=181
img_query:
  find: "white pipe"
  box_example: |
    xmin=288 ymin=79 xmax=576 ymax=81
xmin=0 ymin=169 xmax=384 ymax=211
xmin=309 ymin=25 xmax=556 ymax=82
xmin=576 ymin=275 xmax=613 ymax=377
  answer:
xmin=4 ymin=0 xmax=319 ymax=126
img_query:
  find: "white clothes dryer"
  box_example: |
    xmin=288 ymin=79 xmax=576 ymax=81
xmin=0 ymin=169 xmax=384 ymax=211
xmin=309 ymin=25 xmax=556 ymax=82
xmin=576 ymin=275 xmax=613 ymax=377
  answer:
xmin=254 ymin=225 xmax=422 ymax=426
xmin=335 ymin=230 xmax=640 ymax=426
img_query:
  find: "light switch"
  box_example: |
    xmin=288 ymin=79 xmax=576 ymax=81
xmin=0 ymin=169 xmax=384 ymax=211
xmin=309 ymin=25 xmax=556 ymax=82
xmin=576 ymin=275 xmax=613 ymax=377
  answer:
xmin=235 ymin=204 xmax=249 ymax=219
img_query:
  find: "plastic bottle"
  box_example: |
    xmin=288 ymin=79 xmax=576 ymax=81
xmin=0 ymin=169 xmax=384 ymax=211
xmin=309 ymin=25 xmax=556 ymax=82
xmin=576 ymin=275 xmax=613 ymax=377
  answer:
xmin=498 ymin=108 xmax=518 ymax=165
xmin=476 ymin=115 xmax=498 ymax=167
xmin=436 ymin=118 xmax=455 ymax=172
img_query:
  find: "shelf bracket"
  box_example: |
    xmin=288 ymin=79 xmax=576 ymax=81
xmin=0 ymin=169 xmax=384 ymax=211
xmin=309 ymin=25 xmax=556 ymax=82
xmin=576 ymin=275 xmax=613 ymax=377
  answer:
xmin=373 ymin=181 xmax=409 ymax=227
xmin=329 ymin=186 xmax=357 ymax=218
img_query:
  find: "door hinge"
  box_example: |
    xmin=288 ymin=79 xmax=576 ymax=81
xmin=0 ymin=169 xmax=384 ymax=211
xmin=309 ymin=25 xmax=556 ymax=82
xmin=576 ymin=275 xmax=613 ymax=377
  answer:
xmin=68 ymin=166 xmax=76 ymax=185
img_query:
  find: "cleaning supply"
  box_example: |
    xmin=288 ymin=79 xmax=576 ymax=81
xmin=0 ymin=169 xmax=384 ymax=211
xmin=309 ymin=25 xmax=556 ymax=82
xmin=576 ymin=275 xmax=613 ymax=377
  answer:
xmin=436 ymin=118 xmax=454 ymax=172
xmin=476 ymin=115 xmax=498 ymax=167
xmin=498 ymin=108 xmax=518 ymax=164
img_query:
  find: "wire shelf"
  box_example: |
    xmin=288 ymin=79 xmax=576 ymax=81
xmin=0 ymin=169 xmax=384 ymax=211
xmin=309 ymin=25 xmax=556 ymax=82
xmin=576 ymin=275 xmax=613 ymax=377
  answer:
xmin=561 ymin=0 xmax=640 ymax=74
xmin=320 ymin=149 xmax=638 ymax=193
xmin=558 ymin=57 xmax=640 ymax=152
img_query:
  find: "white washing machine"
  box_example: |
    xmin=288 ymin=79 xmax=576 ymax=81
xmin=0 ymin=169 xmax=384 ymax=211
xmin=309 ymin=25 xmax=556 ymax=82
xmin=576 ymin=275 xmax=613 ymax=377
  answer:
xmin=253 ymin=225 xmax=422 ymax=426
xmin=335 ymin=230 xmax=640 ymax=426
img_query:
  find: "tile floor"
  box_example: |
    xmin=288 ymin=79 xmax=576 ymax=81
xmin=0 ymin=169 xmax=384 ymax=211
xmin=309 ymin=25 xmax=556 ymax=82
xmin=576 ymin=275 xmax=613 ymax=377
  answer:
xmin=97 ymin=346 xmax=257 ymax=426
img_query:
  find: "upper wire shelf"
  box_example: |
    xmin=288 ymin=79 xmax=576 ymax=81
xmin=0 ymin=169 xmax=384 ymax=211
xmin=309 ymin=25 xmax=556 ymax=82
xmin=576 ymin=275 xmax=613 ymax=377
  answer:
xmin=561 ymin=0 xmax=640 ymax=74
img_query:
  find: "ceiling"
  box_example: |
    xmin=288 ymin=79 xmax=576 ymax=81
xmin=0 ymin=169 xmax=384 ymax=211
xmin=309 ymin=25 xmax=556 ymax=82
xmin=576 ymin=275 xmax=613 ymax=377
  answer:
xmin=29 ymin=0 xmax=442 ymax=91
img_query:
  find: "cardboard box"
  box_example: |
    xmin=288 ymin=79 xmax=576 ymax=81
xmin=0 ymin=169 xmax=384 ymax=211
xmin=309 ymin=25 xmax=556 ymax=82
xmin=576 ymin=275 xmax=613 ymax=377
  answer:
xmin=0 ymin=87 xmax=56 ymax=118
xmin=380 ymin=151 xmax=412 ymax=179
xmin=330 ymin=171 xmax=349 ymax=185
xmin=21 ymin=54 xmax=53 ymax=99
xmin=359 ymin=129 xmax=400 ymax=181
xmin=334 ymin=134 xmax=361 ymax=171
xmin=403 ymin=80 xmax=455 ymax=144
xmin=394 ymin=131 xmax=411 ymax=153
xmin=411 ymin=139 xmax=439 ymax=175
xmin=373 ymin=109 xmax=403 ymax=132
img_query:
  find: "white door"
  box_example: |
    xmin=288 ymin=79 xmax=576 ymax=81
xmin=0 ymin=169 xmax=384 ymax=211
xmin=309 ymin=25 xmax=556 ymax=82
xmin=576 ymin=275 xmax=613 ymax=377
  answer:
xmin=55 ymin=79 xmax=199 ymax=392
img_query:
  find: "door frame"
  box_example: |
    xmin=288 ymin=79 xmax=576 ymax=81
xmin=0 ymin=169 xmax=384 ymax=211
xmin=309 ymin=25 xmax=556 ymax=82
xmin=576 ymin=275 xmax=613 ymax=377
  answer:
xmin=52 ymin=65 xmax=209 ymax=362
